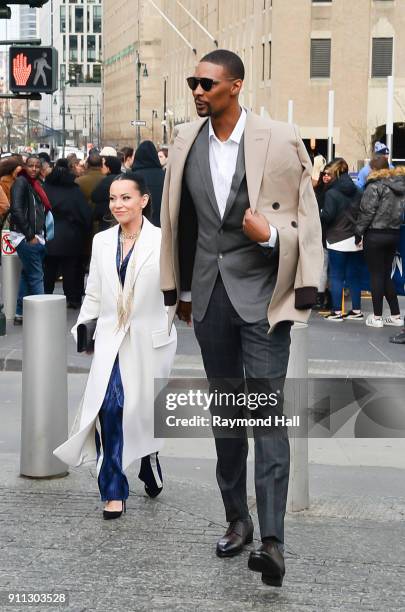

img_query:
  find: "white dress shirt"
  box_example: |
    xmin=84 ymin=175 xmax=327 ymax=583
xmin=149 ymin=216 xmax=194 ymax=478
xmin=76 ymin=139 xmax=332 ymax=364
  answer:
xmin=180 ymin=109 xmax=277 ymax=302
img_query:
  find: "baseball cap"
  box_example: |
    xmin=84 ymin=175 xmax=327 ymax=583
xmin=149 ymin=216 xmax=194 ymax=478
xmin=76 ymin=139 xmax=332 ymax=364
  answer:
xmin=374 ymin=141 xmax=389 ymax=155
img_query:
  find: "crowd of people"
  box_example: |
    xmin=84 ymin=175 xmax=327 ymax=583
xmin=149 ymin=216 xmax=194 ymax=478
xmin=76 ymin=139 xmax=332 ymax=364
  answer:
xmin=312 ymin=142 xmax=405 ymax=343
xmin=0 ymin=141 xmax=168 ymax=322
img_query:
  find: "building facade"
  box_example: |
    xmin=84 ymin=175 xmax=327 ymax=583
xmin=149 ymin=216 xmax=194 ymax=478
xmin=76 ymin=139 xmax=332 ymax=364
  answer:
xmin=102 ymin=0 xmax=162 ymax=147
xmin=103 ymin=0 xmax=405 ymax=167
xmin=38 ymin=0 xmax=103 ymax=151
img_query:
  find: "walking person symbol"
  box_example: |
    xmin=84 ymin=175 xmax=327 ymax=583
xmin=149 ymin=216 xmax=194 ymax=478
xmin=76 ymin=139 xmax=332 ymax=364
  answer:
xmin=33 ymin=52 xmax=51 ymax=87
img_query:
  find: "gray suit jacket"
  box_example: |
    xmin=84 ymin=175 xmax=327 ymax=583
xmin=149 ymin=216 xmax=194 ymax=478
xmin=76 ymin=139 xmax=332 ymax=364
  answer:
xmin=181 ymin=121 xmax=278 ymax=323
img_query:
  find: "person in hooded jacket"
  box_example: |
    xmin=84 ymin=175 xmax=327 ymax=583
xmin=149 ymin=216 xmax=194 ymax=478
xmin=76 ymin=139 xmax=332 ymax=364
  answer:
xmin=320 ymin=158 xmax=363 ymax=322
xmin=132 ymin=140 xmax=164 ymax=227
xmin=43 ymin=160 xmax=92 ymax=308
xmin=355 ymin=158 xmax=405 ymax=328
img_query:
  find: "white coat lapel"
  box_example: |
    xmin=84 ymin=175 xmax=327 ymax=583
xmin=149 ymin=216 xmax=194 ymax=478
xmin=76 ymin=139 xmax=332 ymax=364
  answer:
xmin=102 ymin=224 xmax=120 ymax=296
xmin=124 ymin=217 xmax=155 ymax=294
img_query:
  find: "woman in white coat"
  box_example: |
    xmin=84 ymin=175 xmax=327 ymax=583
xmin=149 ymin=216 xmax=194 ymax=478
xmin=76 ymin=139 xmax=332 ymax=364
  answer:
xmin=54 ymin=172 xmax=177 ymax=519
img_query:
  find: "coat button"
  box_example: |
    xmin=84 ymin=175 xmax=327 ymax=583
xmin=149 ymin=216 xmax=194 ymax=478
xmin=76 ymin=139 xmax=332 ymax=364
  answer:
xmin=219 ymin=229 xmax=223 ymax=235
xmin=272 ymin=202 xmax=280 ymax=210
xmin=218 ymin=253 xmax=223 ymax=259
xmin=291 ymin=220 xmax=298 ymax=228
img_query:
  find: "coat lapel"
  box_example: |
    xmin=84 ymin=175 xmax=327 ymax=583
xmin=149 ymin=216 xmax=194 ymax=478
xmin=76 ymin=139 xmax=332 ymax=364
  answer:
xmin=194 ymin=122 xmax=222 ymax=221
xmin=244 ymin=112 xmax=272 ymax=212
xmin=124 ymin=217 xmax=155 ymax=294
xmin=102 ymin=225 xmax=120 ymax=297
xmin=169 ymin=118 xmax=208 ymax=226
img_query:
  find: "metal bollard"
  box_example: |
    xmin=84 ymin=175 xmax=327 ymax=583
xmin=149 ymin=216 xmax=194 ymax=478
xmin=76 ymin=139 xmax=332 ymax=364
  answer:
xmin=286 ymin=322 xmax=309 ymax=512
xmin=1 ymin=251 xmax=22 ymax=320
xmin=20 ymin=295 xmax=68 ymax=478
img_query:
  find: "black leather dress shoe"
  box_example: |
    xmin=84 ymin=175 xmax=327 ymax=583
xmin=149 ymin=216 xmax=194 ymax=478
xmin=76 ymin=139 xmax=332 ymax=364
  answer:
xmin=248 ymin=541 xmax=285 ymax=587
xmin=216 ymin=518 xmax=254 ymax=558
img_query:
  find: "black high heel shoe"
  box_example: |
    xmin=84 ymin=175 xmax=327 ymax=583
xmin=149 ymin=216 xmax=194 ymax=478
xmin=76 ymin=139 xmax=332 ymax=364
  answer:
xmin=103 ymin=500 xmax=126 ymax=520
xmin=138 ymin=453 xmax=163 ymax=498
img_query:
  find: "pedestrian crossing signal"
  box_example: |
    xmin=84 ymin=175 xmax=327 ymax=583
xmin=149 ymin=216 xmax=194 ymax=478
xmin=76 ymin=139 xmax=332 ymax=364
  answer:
xmin=9 ymin=46 xmax=58 ymax=94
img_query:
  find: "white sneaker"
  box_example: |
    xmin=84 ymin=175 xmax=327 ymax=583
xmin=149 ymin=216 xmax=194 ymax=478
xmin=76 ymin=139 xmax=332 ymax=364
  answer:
xmin=366 ymin=314 xmax=383 ymax=328
xmin=383 ymin=315 xmax=403 ymax=327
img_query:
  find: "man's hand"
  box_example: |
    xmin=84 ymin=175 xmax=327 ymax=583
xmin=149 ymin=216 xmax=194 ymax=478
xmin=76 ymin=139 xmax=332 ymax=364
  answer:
xmin=177 ymin=300 xmax=193 ymax=326
xmin=242 ymin=209 xmax=271 ymax=243
xmin=28 ymin=237 xmax=39 ymax=245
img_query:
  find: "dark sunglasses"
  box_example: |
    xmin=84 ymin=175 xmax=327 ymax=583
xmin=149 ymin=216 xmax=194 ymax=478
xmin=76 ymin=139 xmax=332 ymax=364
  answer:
xmin=186 ymin=76 xmax=235 ymax=92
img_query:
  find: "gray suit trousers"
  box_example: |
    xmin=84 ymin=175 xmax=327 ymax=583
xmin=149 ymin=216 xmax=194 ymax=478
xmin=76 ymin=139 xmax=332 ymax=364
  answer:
xmin=194 ymin=275 xmax=291 ymax=543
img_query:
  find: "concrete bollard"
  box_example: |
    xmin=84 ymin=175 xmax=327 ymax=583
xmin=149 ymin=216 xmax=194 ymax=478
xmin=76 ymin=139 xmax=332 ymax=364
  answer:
xmin=1 ymin=250 xmax=22 ymax=320
xmin=20 ymin=295 xmax=69 ymax=478
xmin=286 ymin=322 xmax=309 ymax=512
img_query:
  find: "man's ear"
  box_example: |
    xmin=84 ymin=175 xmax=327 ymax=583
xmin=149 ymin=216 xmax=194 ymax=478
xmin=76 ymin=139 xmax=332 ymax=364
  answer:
xmin=231 ymin=79 xmax=243 ymax=97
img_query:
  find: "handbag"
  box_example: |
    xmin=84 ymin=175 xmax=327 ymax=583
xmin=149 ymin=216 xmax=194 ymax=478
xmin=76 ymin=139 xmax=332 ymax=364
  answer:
xmin=77 ymin=319 xmax=98 ymax=353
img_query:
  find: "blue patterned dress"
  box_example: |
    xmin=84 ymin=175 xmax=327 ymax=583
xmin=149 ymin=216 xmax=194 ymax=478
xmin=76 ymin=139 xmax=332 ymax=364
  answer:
xmin=94 ymin=235 xmax=133 ymax=502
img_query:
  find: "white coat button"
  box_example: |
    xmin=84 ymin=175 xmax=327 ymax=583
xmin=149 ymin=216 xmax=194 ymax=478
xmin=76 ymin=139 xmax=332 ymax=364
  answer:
xmin=218 ymin=253 xmax=223 ymax=259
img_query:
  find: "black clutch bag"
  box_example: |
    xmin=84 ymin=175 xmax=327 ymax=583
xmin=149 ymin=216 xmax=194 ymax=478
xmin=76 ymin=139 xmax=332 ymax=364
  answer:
xmin=77 ymin=319 xmax=98 ymax=353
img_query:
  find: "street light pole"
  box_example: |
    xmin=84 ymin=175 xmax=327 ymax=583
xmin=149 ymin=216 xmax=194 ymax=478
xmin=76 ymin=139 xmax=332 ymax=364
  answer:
xmin=5 ymin=110 xmax=13 ymax=151
xmin=135 ymin=51 xmax=148 ymax=147
xmin=136 ymin=52 xmax=141 ymax=147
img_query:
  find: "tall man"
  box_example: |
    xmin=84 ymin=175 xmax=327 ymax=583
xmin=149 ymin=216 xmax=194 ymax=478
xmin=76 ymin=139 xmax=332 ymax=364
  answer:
xmin=160 ymin=50 xmax=323 ymax=587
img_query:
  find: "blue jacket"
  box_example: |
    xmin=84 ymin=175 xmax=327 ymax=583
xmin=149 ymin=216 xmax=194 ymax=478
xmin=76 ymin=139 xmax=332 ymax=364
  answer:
xmin=357 ymin=162 xmax=394 ymax=191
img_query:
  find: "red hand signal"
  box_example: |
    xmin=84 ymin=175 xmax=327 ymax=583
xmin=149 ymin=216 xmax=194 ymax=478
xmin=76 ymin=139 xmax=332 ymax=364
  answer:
xmin=12 ymin=53 xmax=32 ymax=86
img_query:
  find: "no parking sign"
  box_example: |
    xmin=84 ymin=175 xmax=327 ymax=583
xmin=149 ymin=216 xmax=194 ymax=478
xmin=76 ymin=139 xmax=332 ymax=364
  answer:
xmin=1 ymin=230 xmax=16 ymax=256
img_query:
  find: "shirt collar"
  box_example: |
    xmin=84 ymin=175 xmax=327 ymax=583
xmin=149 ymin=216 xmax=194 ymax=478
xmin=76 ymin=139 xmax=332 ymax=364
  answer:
xmin=208 ymin=107 xmax=247 ymax=144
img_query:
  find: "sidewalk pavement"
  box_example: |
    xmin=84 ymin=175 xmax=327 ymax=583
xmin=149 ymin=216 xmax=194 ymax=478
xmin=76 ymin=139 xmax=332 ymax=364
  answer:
xmin=0 ymin=452 xmax=405 ymax=612
xmin=1 ymin=296 xmax=405 ymax=377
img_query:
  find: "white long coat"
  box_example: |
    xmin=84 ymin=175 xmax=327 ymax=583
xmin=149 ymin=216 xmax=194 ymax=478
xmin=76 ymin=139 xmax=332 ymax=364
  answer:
xmin=54 ymin=218 xmax=177 ymax=470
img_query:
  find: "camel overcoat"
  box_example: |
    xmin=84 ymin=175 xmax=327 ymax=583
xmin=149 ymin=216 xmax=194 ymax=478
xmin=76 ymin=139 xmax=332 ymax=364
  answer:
xmin=160 ymin=111 xmax=323 ymax=330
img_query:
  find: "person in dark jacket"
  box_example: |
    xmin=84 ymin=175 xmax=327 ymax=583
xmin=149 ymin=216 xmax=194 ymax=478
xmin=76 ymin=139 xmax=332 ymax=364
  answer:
xmin=9 ymin=155 xmax=52 ymax=325
xmin=92 ymin=155 xmax=122 ymax=232
xmin=320 ymin=158 xmax=363 ymax=322
xmin=355 ymin=158 xmax=405 ymax=328
xmin=132 ymin=140 xmax=164 ymax=227
xmin=43 ymin=162 xmax=92 ymax=308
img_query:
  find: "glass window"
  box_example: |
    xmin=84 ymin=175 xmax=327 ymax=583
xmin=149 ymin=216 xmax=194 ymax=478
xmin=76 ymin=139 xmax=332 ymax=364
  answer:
xmin=69 ymin=35 xmax=78 ymax=62
xmin=87 ymin=35 xmax=96 ymax=62
xmin=60 ymin=6 xmax=66 ymax=33
xmin=75 ymin=7 xmax=84 ymax=33
xmin=93 ymin=65 xmax=101 ymax=83
xmin=93 ymin=6 xmax=102 ymax=33
xmin=69 ymin=63 xmax=84 ymax=84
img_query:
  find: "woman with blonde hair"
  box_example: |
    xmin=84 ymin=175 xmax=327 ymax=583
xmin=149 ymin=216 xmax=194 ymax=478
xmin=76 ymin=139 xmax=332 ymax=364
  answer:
xmin=355 ymin=158 xmax=405 ymax=328
xmin=320 ymin=158 xmax=363 ymax=322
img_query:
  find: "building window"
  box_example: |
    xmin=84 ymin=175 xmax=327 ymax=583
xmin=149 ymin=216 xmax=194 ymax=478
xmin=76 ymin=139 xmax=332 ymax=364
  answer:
xmin=268 ymin=41 xmax=272 ymax=79
xmin=69 ymin=35 xmax=78 ymax=62
xmin=371 ymin=37 xmax=393 ymax=77
xmin=69 ymin=63 xmax=83 ymax=85
xmin=60 ymin=6 xmax=66 ymax=33
xmin=75 ymin=7 xmax=84 ymax=33
xmin=87 ymin=35 xmax=96 ymax=62
xmin=93 ymin=6 xmax=102 ymax=34
xmin=310 ymin=38 xmax=331 ymax=78
xmin=93 ymin=64 xmax=101 ymax=83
